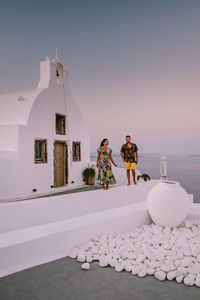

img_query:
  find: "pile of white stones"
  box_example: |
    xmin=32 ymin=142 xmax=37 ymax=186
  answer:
xmin=68 ymin=221 xmax=200 ymax=287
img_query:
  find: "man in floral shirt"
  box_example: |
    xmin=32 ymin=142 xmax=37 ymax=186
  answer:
xmin=120 ymin=135 xmax=138 ymax=185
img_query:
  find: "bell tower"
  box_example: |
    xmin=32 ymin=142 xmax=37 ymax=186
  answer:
xmin=37 ymin=48 xmax=69 ymax=89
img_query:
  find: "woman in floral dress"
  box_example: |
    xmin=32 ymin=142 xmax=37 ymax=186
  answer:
xmin=96 ymin=139 xmax=117 ymax=190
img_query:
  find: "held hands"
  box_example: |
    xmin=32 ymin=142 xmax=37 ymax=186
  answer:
xmin=96 ymin=163 xmax=99 ymax=168
xmin=113 ymin=163 xmax=118 ymax=167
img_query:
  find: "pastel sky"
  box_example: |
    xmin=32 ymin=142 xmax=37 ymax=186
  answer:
xmin=0 ymin=0 xmax=199 ymax=155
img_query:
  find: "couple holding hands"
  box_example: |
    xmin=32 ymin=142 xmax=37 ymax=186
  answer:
xmin=96 ymin=135 xmax=138 ymax=190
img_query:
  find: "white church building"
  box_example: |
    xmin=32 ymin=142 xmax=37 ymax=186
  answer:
xmin=0 ymin=51 xmax=90 ymax=201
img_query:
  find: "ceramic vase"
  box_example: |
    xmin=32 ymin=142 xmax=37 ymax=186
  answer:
xmin=147 ymin=180 xmax=190 ymax=227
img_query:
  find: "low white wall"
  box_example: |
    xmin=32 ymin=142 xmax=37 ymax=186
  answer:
xmin=187 ymin=203 xmax=200 ymax=220
xmin=0 ymin=202 xmax=151 ymax=278
xmin=0 ymin=180 xmax=158 ymax=234
xmin=0 ymin=180 xmax=197 ymax=278
xmin=1 ymin=201 xmax=199 ymax=278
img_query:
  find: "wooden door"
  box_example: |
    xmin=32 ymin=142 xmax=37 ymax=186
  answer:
xmin=54 ymin=142 xmax=65 ymax=187
xmin=65 ymin=145 xmax=68 ymax=184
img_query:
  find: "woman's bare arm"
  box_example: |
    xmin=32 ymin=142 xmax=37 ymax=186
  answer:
xmin=110 ymin=154 xmax=117 ymax=167
xmin=96 ymin=152 xmax=100 ymax=168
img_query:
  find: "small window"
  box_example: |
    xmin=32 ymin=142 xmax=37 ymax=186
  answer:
xmin=72 ymin=142 xmax=81 ymax=162
xmin=34 ymin=139 xmax=47 ymax=163
xmin=56 ymin=114 xmax=66 ymax=135
xmin=56 ymin=63 xmax=64 ymax=78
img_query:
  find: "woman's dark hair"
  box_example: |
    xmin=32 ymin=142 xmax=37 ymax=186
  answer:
xmin=100 ymin=139 xmax=108 ymax=147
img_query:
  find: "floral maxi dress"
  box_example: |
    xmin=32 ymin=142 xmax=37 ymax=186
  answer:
xmin=97 ymin=147 xmax=116 ymax=185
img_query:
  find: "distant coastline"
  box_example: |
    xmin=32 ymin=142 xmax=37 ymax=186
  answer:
xmin=91 ymin=152 xmax=200 ymax=157
xmin=91 ymin=152 xmax=200 ymax=202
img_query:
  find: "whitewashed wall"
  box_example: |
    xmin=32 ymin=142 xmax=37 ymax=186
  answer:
xmin=0 ymin=58 xmax=90 ymax=200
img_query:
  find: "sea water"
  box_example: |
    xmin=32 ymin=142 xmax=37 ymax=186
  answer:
xmin=90 ymin=153 xmax=200 ymax=203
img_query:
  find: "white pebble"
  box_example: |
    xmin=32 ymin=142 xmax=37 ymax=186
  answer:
xmin=147 ymin=268 xmax=155 ymax=275
xmin=93 ymin=254 xmax=100 ymax=260
xmin=195 ymin=274 xmax=200 ymax=287
xmin=176 ymin=275 xmax=183 ymax=283
xmin=184 ymin=274 xmax=195 ymax=286
xmin=108 ymin=258 xmax=116 ymax=268
xmin=160 ymin=264 xmax=171 ymax=273
xmin=68 ymin=248 xmax=80 ymax=259
xmin=167 ymin=271 xmax=177 ymax=281
xmin=99 ymin=258 xmax=108 ymax=267
xmin=138 ymin=270 xmax=147 ymax=277
xmin=73 ymin=221 xmax=200 ymax=289
xmin=86 ymin=256 xmax=93 ymax=263
xmin=81 ymin=263 xmax=90 ymax=270
xmin=132 ymin=266 xmax=140 ymax=275
xmin=77 ymin=253 xmax=86 ymax=263
xmin=154 ymin=271 xmax=166 ymax=281
xmin=136 ymin=254 xmax=145 ymax=263
xmin=115 ymin=264 xmax=124 ymax=272
xmin=125 ymin=264 xmax=132 ymax=272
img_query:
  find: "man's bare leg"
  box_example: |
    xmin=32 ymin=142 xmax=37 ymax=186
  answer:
xmin=127 ymin=169 xmax=131 ymax=185
xmin=131 ymin=169 xmax=137 ymax=185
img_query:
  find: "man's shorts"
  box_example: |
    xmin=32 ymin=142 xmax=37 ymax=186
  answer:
xmin=125 ymin=162 xmax=136 ymax=170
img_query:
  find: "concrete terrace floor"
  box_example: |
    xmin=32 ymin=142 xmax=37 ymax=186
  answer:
xmin=0 ymin=185 xmax=102 ymax=203
xmin=36 ymin=185 xmax=102 ymax=199
xmin=0 ymin=257 xmax=200 ymax=300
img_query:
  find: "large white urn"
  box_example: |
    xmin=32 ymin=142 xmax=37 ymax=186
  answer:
xmin=147 ymin=180 xmax=190 ymax=227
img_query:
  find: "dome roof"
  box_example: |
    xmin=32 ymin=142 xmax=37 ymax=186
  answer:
xmin=0 ymin=88 xmax=45 ymax=125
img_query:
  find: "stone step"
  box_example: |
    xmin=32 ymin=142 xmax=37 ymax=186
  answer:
xmin=0 ymin=202 xmax=150 ymax=278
